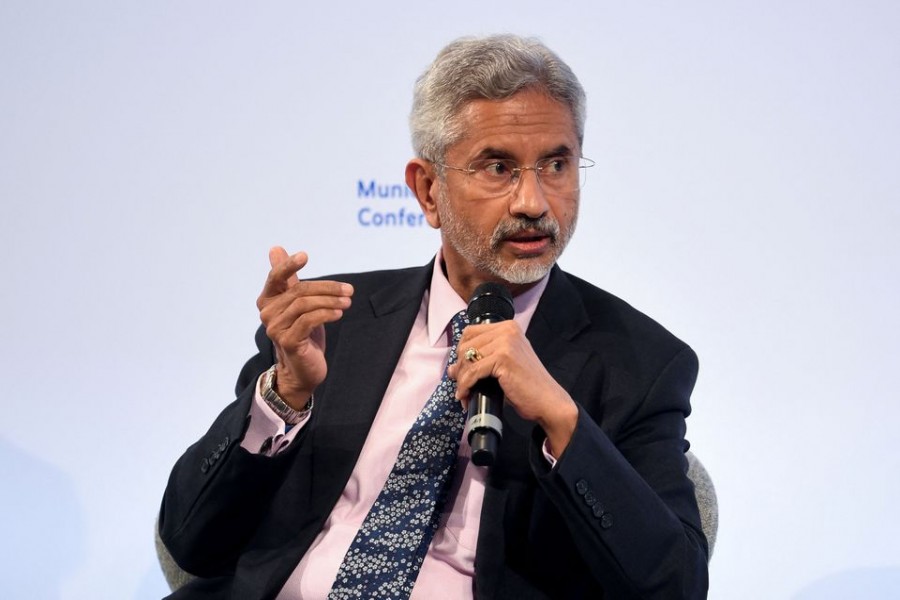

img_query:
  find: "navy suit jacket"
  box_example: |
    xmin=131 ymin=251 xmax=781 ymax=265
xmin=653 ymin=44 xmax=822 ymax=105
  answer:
xmin=159 ymin=263 xmax=709 ymax=599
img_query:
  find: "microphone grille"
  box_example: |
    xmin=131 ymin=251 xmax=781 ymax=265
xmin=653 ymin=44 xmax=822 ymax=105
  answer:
xmin=467 ymin=282 xmax=514 ymax=323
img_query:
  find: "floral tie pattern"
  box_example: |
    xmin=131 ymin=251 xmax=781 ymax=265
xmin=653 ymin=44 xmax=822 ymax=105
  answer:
xmin=328 ymin=310 xmax=469 ymax=599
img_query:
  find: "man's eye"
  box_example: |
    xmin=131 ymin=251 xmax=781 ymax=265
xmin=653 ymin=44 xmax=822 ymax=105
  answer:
xmin=482 ymin=161 xmax=511 ymax=177
xmin=543 ymin=158 xmax=568 ymax=174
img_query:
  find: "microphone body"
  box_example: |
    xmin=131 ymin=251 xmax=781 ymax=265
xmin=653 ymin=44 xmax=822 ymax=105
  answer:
xmin=464 ymin=282 xmax=515 ymax=467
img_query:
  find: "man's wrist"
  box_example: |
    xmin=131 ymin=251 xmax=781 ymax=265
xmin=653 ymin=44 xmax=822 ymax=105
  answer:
xmin=261 ymin=365 xmax=313 ymax=425
xmin=539 ymin=396 xmax=579 ymax=459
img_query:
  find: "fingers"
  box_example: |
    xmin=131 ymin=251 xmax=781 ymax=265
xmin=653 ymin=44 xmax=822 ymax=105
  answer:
xmin=450 ymin=321 xmax=574 ymax=446
xmin=449 ymin=322 xmax=516 ymax=400
xmin=259 ymin=247 xmax=354 ymax=308
xmin=260 ymin=277 xmax=353 ymax=314
xmin=261 ymin=288 xmax=352 ymax=347
xmin=268 ymin=245 xmax=294 ymax=270
xmin=261 ymin=247 xmax=308 ymax=298
xmin=257 ymin=248 xmax=354 ymax=343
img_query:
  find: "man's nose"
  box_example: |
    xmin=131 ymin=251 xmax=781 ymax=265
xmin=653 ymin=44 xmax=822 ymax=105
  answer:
xmin=509 ymin=168 xmax=549 ymax=218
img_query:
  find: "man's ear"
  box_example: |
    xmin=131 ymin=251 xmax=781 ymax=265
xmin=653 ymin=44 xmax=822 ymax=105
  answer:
xmin=406 ymin=159 xmax=441 ymax=229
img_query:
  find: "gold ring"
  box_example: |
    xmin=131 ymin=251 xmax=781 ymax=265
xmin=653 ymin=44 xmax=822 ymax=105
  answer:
xmin=464 ymin=347 xmax=482 ymax=362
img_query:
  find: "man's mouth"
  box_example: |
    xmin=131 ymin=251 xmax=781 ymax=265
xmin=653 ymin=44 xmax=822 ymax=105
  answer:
xmin=503 ymin=231 xmax=553 ymax=255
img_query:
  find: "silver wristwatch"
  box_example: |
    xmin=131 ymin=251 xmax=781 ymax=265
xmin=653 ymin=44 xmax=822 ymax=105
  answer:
xmin=261 ymin=365 xmax=313 ymax=425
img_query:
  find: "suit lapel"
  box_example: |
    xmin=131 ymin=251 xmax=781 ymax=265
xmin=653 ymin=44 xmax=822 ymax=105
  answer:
xmin=527 ymin=266 xmax=593 ymax=391
xmin=307 ymin=262 xmax=434 ymax=516
xmin=477 ymin=267 xmax=592 ymax=598
xmin=251 ymin=264 xmax=434 ymax=599
xmin=498 ymin=266 xmax=593 ymax=450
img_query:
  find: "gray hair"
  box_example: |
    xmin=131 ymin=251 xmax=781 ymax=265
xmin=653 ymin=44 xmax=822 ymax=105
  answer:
xmin=410 ymin=34 xmax=587 ymax=162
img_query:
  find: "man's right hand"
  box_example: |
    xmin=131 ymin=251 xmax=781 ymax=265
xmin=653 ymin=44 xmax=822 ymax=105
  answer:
xmin=256 ymin=247 xmax=354 ymax=409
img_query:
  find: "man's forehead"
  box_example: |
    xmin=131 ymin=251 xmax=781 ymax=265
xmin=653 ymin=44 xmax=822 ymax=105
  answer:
xmin=450 ymin=90 xmax=580 ymax=158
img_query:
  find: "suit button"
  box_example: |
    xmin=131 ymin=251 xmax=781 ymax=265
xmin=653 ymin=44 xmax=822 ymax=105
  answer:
xmin=600 ymin=513 xmax=613 ymax=529
xmin=211 ymin=450 xmax=221 ymax=461
xmin=576 ymin=479 xmax=588 ymax=495
xmin=592 ymin=503 xmax=605 ymax=517
xmin=584 ymin=491 xmax=597 ymax=506
xmin=201 ymin=458 xmax=210 ymax=473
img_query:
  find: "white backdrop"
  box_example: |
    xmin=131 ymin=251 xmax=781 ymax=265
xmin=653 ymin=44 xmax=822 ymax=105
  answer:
xmin=2 ymin=1 xmax=898 ymax=598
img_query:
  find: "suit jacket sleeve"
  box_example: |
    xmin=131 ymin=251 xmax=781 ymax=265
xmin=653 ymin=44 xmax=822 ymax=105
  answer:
xmin=156 ymin=264 xmax=430 ymax=582
xmin=529 ymin=343 xmax=707 ymax=598
xmin=157 ymin=325 xmax=292 ymax=577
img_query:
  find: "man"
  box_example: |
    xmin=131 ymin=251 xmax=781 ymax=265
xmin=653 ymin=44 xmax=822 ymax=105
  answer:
xmin=159 ymin=35 xmax=709 ymax=599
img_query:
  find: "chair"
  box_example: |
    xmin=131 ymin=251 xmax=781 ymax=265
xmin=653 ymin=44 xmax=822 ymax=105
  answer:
xmin=687 ymin=450 xmax=718 ymax=558
xmin=155 ymin=517 xmax=196 ymax=591
xmin=156 ymin=450 xmax=718 ymax=591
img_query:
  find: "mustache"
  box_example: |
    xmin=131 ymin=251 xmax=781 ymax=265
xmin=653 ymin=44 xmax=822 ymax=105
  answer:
xmin=491 ymin=216 xmax=560 ymax=248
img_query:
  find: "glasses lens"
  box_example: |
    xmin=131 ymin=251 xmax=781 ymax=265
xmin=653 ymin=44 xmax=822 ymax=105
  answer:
xmin=467 ymin=159 xmax=516 ymax=195
xmin=536 ymin=157 xmax=581 ymax=194
xmin=462 ymin=156 xmax=594 ymax=197
xmin=561 ymin=157 xmax=594 ymax=191
xmin=577 ymin=157 xmax=593 ymax=190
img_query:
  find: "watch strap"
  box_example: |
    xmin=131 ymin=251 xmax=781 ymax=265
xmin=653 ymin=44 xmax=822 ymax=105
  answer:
xmin=261 ymin=365 xmax=313 ymax=425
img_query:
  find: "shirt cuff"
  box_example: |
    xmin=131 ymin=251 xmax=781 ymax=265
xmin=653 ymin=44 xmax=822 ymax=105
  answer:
xmin=240 ymin=372 xmax=309 ymax=456
xmin=541 ymin=437 xmax=558 ymax=468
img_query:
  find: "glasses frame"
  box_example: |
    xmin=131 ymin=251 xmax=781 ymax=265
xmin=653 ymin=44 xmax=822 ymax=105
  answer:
xmin=433 ymin=156 xmax=595 ymax=197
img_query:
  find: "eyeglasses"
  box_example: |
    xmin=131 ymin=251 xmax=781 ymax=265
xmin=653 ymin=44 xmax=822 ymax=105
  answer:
xmin=434 ymin=156 xmax=595 ymax=198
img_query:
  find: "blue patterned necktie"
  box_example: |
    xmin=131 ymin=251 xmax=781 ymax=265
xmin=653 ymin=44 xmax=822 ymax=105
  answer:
xmin=328 ymin=310 xmax=469 ymax=600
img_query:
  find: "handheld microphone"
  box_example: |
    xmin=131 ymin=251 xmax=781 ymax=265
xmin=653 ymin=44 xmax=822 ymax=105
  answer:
xmin=464 ymin=282 xmax=515 ymax=467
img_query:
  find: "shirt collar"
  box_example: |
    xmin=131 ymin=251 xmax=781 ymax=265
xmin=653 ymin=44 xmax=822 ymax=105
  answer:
xmin=425 ymin=249 xmax=550 ymax=347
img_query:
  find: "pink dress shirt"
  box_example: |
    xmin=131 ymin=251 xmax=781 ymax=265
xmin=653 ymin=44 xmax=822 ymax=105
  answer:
xmin=242 ymin=255 xmax=547 ymax=599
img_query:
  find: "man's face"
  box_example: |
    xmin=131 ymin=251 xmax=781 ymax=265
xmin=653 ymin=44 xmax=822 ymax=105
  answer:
xmin=430 ymin=88 xmax=581 ymax=297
